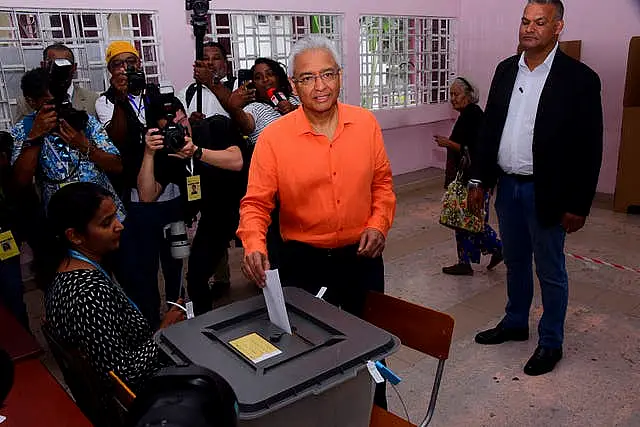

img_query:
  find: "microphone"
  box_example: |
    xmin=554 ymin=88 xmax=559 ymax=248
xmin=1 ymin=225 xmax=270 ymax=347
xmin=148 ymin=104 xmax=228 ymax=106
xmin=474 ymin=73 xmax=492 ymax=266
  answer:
xmin=267 ymin=87 xmax=287 ymax=106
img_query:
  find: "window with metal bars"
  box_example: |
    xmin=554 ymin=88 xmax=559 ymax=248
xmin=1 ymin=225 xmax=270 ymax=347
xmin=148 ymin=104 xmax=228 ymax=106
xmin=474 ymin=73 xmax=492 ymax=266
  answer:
xmin=204 ymin=12 xmax=342 ymax=76
xmin=360 ymin=15 xmax=456 ymax=111
xmin=0 ymin=8 xmax=162 ymax=130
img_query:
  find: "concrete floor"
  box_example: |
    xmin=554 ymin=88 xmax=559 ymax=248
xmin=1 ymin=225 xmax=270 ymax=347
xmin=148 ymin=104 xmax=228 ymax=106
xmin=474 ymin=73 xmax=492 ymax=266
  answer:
xmin=22 ymin=168 xmax=640 ymax=426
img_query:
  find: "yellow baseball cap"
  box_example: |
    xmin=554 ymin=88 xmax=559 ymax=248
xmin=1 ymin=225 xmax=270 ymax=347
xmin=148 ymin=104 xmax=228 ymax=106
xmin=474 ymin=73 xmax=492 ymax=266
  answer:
xmin=105 ymin=41 xmax=139 ymax=65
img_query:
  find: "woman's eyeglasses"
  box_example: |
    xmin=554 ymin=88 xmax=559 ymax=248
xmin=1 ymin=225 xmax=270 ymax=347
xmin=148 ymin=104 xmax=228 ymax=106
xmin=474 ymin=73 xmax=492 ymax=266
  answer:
xmin=293 ymin=69 xmax=340 ymax=86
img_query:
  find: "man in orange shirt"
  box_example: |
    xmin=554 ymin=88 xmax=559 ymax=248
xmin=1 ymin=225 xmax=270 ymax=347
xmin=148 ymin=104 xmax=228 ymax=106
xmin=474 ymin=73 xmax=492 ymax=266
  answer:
xmin=238 ymin=34 xmax=396 ymax=311
xmin=238 ymin=34 xmax=395 ymax=407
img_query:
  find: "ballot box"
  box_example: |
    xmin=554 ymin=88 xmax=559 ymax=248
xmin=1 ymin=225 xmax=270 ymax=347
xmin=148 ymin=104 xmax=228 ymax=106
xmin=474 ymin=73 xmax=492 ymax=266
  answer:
xmin=156 ymin=287 xmax=400 ymax=427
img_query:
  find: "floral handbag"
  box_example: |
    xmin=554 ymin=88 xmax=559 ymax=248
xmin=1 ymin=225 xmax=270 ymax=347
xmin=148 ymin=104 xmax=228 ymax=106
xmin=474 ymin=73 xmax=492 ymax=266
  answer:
xmin=439 ymin=169 xmax=485 ymax=233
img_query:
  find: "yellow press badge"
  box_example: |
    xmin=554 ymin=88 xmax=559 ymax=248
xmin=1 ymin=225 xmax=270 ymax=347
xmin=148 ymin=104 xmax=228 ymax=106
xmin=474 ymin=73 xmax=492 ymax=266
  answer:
xmin=0 ymin=230 xmax=20 ymax=261
xmin=187 ymin=175 xmax=202 ymax=201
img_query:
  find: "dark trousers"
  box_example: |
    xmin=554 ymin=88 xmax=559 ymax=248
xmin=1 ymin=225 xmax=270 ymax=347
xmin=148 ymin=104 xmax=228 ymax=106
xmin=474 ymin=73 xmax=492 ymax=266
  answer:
xmin=115 ymin=198 xmax=184 ymax=328
xmin=279 ymin=240 xmax=388 ymax=409
xmin=495 ymin=176 xmax=568 ymax=349
xmin=0 ymin=256 xmax=29 ymax=330
xmin=266 ymin=204 xmax=283 ymax=270
xmin=187 ymin=211 xmax=235 ymax=315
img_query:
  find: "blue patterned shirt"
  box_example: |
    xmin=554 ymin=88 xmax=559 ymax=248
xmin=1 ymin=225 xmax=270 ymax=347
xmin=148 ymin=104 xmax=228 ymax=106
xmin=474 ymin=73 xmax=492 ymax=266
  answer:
xmin=10 ymin=113 xmax=126 ymax=220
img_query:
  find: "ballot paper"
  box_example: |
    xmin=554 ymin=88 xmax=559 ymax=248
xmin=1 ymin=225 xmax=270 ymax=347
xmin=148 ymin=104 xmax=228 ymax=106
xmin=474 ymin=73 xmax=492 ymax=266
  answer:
xmin=264 ymin=269 xmax=292 ymax=334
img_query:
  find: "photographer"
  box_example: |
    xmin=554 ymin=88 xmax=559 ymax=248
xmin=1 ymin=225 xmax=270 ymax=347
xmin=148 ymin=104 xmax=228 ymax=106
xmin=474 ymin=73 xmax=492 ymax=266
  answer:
xmin=138 ymin=102 xmax=243 ymax=316
xmin=10 ymin=67 xmax=124 ymax=217
xmin=178 ymin=41 xmax=237 ymax=120
xmin=177 ymin=41 xmax=240 ymax=298
xmin=95 ymin=41 xmax=186 ymax=328
xmin=16 ymin=43 xmax=99 ymax=120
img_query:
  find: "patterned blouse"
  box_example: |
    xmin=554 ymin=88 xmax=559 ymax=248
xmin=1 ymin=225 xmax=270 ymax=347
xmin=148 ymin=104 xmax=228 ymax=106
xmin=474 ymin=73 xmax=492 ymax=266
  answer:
xmin=243 ymin=95 xmax=300 ymax=146
xmin=10 ymin=113 xmax=125 ymax=220
xmin=45 ymin=269 xmax=161 ymax=388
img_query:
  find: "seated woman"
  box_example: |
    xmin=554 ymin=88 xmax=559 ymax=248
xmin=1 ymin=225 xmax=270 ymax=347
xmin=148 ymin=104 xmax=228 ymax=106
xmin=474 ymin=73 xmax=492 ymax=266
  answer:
xmin=43 ymin=182 xmax=184 ymax=389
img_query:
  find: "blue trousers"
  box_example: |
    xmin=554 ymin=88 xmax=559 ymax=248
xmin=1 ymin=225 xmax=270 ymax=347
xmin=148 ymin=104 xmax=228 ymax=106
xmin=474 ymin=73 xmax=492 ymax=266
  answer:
xmin=0 ymin=255 xmax=29 ymax=330
xmin=115 ymin=198 xmax=184 ymax=328
xmin=495 ymin=176 xmax=568 ymax=349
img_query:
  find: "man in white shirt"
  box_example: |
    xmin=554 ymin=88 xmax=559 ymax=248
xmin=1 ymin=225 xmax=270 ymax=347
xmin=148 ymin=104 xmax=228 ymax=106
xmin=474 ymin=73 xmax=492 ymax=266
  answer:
xmin=95 ymin=41 xmax=185 ymax=328
xmin=468 ymin=0 xmax=603 ymax=376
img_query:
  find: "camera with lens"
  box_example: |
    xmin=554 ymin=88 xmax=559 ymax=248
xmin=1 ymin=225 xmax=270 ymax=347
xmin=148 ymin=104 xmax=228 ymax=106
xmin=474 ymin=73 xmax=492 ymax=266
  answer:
xmin=47 ymin=59 xmax=88 ymax=131
xmin=126 ymin=65 xmax=147 ymax=93
xmin=147 ymin=85 xmax=188 ymax=153
xmin=185 ymin=0 xmax=210 ymax=17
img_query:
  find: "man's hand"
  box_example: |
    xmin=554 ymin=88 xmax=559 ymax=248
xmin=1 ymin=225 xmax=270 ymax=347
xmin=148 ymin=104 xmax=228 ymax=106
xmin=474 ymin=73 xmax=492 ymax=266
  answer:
xmin=193 ymin=60 xmax=215 ymax=86
xmin=144 ymin=128 xmax=164 ymax=156
xmin=562 ymin=213 xmax=586 ymax=234
xmin=228 ymin=83 xmax=256 ymax=110
xmin=159 ymin=298 xmax=186 ymax=329
xmin=57 ymin=120 xmax=89 ymax=152
xmin=241 ymin=250 xmax=270 ymax=288
xmin=467 ymin=186 xmax=484 ymax=215
xmin=276 ymin=100 xmax=297 ymax=115
xmin=169 ymin=137 xmax=196 ymax=160
xmin=358 ymin=228 xmax=386 ymax=258
xmin=434 ymin=135 xmax=451 ymax=148
xmin=28 ymin=104 xmax=57 ymax=140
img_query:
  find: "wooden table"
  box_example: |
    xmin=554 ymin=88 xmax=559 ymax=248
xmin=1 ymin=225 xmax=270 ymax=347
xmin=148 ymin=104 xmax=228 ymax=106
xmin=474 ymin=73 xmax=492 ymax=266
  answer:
xmin=1 ymin=358 xmax=92 ymax=427
xmin=0 ymin=305 xmax=42 ymax=362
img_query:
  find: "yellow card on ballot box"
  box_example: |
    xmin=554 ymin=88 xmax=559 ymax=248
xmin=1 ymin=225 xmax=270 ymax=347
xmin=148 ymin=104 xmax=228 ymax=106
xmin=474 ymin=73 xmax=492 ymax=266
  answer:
xmin=229 ymin=333 xmax=282 ymax=364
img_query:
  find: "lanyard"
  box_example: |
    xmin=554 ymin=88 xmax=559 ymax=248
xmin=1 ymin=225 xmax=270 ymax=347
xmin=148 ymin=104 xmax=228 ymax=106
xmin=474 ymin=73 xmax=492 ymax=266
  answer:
xmin=128 ymin=94 xmax=145 ymax=118
xmin=68 ymin=249 xmax=140 ymax=313
xmin=185 ymin=158 xmax=194 ymax=176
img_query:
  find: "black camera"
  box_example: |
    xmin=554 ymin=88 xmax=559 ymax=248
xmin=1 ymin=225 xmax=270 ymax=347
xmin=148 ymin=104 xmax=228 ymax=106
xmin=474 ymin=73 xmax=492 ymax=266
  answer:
xmin=185 ymin=0 xmax=210 ymax=17
xmin=148 ymin=85 xmax=188 ymax=153
xmin=46 ymin=59 xmax=89 ymax=131
xmin=126 ymin=65 xmax=147 ymax=93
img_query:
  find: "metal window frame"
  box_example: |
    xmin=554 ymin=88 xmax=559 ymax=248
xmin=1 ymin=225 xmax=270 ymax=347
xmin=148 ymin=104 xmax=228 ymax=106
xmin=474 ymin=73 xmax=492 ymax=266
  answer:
xmin=0 ymin=7 xmax=164 ymax=130
xmin=359 ymin=14 xmax=456 ymax=111
xmin=205 ymin=11 xmax=343 ymax=76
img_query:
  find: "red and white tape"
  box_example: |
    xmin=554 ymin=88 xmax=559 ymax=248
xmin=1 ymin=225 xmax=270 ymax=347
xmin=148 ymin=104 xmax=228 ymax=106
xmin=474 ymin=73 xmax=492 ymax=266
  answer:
xmin=566 ymin=253 xmax=640 ymax=274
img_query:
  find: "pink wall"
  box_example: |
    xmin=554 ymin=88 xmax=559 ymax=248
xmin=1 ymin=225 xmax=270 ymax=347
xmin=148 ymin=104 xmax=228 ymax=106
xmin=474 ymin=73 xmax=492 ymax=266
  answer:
xmin=3 ymin=0 xmax=461 ymax=176
xmin=458 ymin=0 xmax=640 ymax=194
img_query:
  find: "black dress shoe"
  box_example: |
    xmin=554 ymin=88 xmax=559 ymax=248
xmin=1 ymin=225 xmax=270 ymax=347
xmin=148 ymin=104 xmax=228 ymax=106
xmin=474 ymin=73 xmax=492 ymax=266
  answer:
xmin=475 ymin=322 xmax=529 ymax=345
xmin=524 ymin=346 xmax=563 ymax=376
xmin=442 ymin=263 xmax=474 ymax=276
xmin=487 ymin=252 xmax=504 ymax=270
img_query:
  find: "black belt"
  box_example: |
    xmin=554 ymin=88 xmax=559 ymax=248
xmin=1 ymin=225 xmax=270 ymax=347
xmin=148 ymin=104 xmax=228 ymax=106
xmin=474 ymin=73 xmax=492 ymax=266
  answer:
xmin=501 ymin=172 xmax=534 ymax=183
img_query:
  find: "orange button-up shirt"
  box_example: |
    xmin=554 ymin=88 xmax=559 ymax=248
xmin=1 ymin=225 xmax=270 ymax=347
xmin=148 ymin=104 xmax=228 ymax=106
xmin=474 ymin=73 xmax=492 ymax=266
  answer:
xmin=237 ymin=103 xmax=396 ymax=255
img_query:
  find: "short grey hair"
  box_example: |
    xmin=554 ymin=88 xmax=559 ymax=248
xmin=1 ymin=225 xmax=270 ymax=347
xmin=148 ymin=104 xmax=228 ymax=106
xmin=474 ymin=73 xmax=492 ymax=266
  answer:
xmin=527 ymin=0 xmax=565 ymax=20
xmin=287 ymin=35 xmax=341 ymax=77
xmin=452 ymin=77 xmax=480 ymax=104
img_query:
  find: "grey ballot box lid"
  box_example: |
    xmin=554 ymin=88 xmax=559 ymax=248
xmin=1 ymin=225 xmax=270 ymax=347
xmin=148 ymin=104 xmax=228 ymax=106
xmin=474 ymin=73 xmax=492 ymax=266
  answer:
xmin=155 ymin=287 xmax=400 ymax=419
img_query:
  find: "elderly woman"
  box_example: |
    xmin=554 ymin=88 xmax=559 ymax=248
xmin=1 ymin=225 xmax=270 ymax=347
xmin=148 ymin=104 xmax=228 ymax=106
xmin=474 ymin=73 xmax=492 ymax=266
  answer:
xmin=434 ymin=77 xmax=503 ymax=275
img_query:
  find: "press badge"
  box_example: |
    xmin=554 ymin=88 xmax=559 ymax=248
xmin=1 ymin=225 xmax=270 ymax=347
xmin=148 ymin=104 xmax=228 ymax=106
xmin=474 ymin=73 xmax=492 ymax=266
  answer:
xmin=187 ymin=175 xmax=202 ymax=201
xmin=0 ymin=230 xmax=20 ymax=261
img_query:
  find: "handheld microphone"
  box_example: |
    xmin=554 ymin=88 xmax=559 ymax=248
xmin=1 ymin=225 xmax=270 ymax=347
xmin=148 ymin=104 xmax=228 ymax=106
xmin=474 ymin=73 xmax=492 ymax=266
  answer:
xmin=267 ymin=87 xmax=287 ymax=106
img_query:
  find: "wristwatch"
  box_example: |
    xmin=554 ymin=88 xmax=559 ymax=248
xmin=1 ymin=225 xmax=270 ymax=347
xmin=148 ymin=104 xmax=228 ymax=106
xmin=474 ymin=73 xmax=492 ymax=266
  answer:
xmin=24 ymin=135 xmax=45 ymax=148
xmin=193 ymin=146 xmax=203 ymax=161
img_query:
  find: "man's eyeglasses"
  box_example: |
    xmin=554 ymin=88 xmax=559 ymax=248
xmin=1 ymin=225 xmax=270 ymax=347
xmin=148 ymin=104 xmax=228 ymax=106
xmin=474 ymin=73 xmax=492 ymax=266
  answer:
xmin=109 ymin=57 xmax=139 ymax=70
xmin=293 ymin=69 xmax=340 ymax=86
